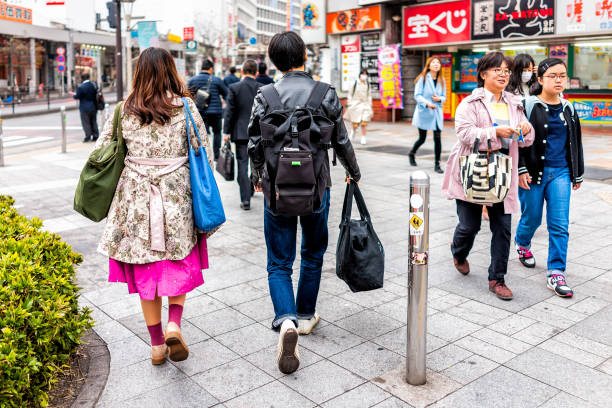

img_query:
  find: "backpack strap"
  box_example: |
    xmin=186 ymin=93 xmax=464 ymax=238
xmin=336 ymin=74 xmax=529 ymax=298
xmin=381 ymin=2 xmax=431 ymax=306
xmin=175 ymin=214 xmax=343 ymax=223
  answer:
xmin=260 ymin=84 xmax=283 ymax=111
xmin=305 ymin=81 xmax=330 ymax=111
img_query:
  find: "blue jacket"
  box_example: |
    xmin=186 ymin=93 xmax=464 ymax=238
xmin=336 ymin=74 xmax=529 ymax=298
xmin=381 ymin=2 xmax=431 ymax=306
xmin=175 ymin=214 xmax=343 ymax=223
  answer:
xmin=223 ymin=74 xmax=239 ymax=87
xmin=187 ymin=72 xmax=228 ymax=115
xmin=256 ymin=74 xmax=274 ymax=85
xmin=412 ymin=73 xmax=446 ymax=131
xmin=74 ymin=81 xmax=97 ymax=112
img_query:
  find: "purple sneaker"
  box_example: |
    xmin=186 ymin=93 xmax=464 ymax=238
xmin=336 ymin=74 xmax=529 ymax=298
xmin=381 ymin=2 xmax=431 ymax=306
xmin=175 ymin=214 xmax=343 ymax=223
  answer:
xmin=547 ymin=274 xmax=573 ymax=297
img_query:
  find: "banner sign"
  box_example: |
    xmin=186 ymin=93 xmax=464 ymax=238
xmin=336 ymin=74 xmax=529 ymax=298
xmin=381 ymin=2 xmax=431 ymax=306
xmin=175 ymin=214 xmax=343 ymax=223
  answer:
xmin=459 ymin=53 xmax=483 ymax=91
xmin=327 ymin=5 xmax=381 ymax=34
xmin=137 ymin=21 xmax=159 ymax=50
xmin=571 ymin=99 xmax=612 ymax=124
xmin=341 ymin=35 xmax=361 ymax=92
xmin=472 ymin=0 xmax=554 ymax=40
xmin=377 ymin=45 xmax=403 ymax=110
xmin=557 ymin=0 xmax=612 ymax=34
xmin=361 ymin=33 xmax=381 ymax=94
xmin=433 ymin=53 xmax=453 ymax=119
xmin=302 ymin=0 xmax=326 ymax=44
xmin=403 ymin=0 xmax=471 ymax=46
xmin=0 ymin=2 xmax=32 ymax=24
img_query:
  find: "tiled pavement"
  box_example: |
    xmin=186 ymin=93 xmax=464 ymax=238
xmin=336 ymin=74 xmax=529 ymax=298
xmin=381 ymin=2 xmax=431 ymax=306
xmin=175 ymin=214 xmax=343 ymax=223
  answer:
xmin=1 ymin=123 xmax=612 ymax=407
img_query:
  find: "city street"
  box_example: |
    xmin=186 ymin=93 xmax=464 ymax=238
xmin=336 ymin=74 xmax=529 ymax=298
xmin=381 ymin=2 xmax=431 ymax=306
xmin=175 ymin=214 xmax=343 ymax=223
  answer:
xmin=1 ymin=115 xmax=612 ymax=407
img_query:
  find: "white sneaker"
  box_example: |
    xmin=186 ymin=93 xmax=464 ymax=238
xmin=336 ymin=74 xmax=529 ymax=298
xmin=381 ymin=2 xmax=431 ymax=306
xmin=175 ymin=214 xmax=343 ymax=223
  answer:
xmin=297 ymin=312 xmax=320 ymax=335
xmin=277 ymin=319 xmax=299 ymax=374
xmin=360 ymin=136 xmax=366 ymax=145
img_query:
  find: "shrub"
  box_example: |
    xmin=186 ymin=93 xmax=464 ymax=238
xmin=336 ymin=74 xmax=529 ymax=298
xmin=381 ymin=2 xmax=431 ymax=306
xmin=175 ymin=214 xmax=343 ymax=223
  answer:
xmin=0 ymin=195 xmax=93 ymax=407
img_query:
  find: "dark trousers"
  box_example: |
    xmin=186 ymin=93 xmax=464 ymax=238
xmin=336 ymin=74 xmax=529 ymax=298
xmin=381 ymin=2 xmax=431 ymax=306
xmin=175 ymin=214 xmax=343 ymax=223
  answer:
xmin=203 ymin=113 xmax=222 ymax=159
xmin=235 ymin=141 xmax=252 ymax=203
xmin=80 ymin=110 xmax=99 ymax=140
xmin=451 ymin=200 xmax=511 ymax=282
xmin=411 ymin=127 xmax=441 ymax=163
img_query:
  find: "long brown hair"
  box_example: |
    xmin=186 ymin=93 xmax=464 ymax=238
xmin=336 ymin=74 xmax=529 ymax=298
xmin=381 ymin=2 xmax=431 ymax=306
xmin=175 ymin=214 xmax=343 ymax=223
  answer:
xmin=124 ymin=47 xmax=189 ymax=125
xmin=414 ymin=56 xmax=445 ymax=87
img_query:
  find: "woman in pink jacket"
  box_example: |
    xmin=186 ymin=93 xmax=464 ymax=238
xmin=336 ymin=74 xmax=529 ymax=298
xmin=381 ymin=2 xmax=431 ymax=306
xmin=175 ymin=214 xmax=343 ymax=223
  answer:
xmin=442 ymin=52 xmax=534 ymax=300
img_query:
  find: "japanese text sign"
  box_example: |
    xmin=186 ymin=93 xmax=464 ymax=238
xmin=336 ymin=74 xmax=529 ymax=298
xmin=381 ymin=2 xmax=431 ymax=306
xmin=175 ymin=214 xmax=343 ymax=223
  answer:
xmin=472 ymin=0 xmax=554 ymax=40
xmin=403 ymin=0 xmax=470 ymax=46
xmin=377 ymin=45 xmax=403 ymax=110
xmin=183 ymin=27 xmax=194 ymax=41
xmin=570 ymin=99 xmax=612 ymax=124
xmin=0 ymin=2 xmax=32 ymax=24
xmin=327 ymin=5 xmax=381 ymax=34
xmin=557 ymin=0 xmax=612 ymax=34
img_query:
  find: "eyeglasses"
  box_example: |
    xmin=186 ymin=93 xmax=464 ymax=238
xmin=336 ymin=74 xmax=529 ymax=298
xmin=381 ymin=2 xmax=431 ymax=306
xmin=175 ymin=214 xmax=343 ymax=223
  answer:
xmin=542 ymin=74 xmax=568 ymax=81
xmin=489 ymin=68 xmax=512 ymax=76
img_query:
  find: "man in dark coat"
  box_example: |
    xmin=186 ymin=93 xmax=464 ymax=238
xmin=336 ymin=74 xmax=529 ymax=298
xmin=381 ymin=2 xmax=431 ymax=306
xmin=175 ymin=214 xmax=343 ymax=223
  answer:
xmin=223 ymin=59 xmax=261 ymax=210
xmin=255 ymin=62 xmax=274 ymax=85
xmin=187 ymin=59 xmax=228 ymax=159
xmin=223 ymin=66 xmax=240 ymax=87
xmin=73 ymin=73 xmax=98 ymax=142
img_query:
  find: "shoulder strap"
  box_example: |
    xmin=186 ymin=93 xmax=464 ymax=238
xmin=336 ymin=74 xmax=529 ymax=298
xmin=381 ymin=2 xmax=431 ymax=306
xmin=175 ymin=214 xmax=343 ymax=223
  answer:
xmin=305 ymin=81 xmax=330 ymax=111
xmin=260 ymin=84 xmax=283 ymax=111
xmin=111 ymin=102 xmax=123 ymax=142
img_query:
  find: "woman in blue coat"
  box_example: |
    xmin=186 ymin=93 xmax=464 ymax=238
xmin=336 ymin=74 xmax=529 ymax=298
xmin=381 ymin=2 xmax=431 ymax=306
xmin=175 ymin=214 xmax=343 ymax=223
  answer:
xmin=410 ymin=56 xmax=446 ymax=173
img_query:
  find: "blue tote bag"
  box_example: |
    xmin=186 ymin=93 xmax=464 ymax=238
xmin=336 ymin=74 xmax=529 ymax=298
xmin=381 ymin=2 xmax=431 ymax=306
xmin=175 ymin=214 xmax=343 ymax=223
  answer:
xmin=183 ymin=98 xmax=226 ymax=232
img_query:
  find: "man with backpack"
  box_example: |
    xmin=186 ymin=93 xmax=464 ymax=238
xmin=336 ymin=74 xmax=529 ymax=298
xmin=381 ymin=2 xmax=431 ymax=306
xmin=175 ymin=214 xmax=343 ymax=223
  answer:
xmin=72 ymin=73 xmax=99 ymax=142
xmin=188 ymin=59 xmax=228 ymax=160
xmin=248 ymin=31 xmax=361 ymax=375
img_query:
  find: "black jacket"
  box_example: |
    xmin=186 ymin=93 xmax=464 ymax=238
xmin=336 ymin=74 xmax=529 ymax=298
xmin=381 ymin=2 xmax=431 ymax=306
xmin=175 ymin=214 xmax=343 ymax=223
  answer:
xmin=223 ymin=73 xmax=240 ymax=88
xmin=223 ymin=76 xmax=261 ymax=142
xmin=255 ymin=74 xmax=274 ymax=85
xmin=73 ymin=81 xmax=97 ymax=112
xmin=519 ymin=96 xmax=584 ymax=186
xmin=248 ymin=71 xmax=361 ymax=185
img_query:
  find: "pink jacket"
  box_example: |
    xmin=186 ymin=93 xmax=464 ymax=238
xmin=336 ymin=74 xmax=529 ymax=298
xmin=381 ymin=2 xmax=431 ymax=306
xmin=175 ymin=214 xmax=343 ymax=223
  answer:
xmin=441 ymin=88 xmax=534 ymax=214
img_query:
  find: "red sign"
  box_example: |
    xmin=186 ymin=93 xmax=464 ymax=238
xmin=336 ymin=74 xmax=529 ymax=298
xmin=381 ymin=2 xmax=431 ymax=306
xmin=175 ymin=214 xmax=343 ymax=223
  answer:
xmin=183 ymin=27 xmax=194 ymax=41
xmin=46 ymin=1 xmax=65 ymax=5
xmin=341 ymin=35 xmax=360 ymax=53
xmin=403 ymin=0 xmax=471 ymax=46
xmin=56 ymin=47 xmax=65 ymax=55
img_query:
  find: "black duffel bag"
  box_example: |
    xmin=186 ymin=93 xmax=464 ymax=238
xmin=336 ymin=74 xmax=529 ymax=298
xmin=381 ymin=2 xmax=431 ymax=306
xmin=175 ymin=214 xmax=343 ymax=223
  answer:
xmin=336 ymin=182 xmax=385 ymax=292
xmin=216 ymin=140 xmax=235 ymax=181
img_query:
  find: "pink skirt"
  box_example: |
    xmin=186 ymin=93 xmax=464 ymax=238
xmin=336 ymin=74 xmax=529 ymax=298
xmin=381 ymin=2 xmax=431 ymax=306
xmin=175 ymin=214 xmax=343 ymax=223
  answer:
xmin=108 ymin=236 xmax=208 ymax=300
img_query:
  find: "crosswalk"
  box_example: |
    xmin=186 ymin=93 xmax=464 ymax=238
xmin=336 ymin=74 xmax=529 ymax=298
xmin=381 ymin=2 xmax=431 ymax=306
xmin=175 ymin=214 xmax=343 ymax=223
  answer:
xmin=1 ymin=135 xmax=54 ymax=147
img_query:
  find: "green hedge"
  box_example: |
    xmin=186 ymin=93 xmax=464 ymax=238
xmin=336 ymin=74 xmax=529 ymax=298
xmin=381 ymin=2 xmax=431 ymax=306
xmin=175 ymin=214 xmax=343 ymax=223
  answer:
xmin=0 ymin=195 xmax=93 ymax=407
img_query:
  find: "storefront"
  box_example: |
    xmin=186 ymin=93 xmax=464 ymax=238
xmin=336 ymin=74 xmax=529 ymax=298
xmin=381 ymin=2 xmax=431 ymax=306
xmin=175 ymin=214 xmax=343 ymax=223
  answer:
xmin=402 ymin=0 xmax=612 ymax=126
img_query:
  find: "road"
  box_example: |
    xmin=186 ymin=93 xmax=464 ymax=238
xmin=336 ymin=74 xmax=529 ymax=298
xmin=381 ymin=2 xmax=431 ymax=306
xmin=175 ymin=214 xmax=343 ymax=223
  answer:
xmin=1 ymin=108 xmax=113 ymax=157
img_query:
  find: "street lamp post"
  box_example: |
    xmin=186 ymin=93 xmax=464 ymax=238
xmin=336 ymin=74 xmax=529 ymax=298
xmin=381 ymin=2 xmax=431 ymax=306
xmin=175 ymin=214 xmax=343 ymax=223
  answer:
xmin=114 ymin=0 xmax=122 ymax=101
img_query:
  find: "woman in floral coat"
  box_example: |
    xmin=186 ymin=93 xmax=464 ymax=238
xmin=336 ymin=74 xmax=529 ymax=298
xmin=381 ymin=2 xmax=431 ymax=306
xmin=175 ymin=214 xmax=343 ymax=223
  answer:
xmin=95 ymin=48 xmax=214 ymax=365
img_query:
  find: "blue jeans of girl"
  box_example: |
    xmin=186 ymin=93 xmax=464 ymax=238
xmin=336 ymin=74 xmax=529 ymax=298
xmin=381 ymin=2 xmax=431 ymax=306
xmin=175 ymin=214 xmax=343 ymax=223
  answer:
xmin=264 ymin=189 xmax=330 ymax=330
xmin=515 ymin=167 xmax=571 ymax=276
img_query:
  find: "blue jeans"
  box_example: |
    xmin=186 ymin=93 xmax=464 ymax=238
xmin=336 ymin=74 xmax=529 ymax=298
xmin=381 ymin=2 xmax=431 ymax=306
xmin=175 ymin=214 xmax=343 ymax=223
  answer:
xmin=515 ymin=167 xmax=571 ymax=276
xmin=264 ymin=189 xmax=330 ymax=329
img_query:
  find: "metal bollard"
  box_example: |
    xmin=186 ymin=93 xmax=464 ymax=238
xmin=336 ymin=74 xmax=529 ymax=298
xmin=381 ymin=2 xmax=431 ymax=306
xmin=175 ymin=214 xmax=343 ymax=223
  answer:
xmin=60 ymin=106 xmax=67 ymax=153
xmin=0 ymin=117 xmax=4 ymax=167
xmin=406 ymin=170 xmax=430 ymax=385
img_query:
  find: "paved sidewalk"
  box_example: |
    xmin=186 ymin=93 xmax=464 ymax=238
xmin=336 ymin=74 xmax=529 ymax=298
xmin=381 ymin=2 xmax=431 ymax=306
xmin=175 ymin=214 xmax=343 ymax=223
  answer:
xmin=1 ymin=125 xmax=612 ymax=407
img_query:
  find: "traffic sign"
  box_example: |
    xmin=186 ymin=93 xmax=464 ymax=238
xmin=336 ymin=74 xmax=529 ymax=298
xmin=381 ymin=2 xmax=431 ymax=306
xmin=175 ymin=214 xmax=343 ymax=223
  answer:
xmin=185 ymin=40 xmax=197 ymax=53
xmin=56 ymin=47 xmax=65 ymax=55
xmin=58 ymin=65 xmax=65 ymax=72
xmin=57 ymin=55 xmax=65 ymax=63
xmin=249 ymin=37 xmax=256 ymax=45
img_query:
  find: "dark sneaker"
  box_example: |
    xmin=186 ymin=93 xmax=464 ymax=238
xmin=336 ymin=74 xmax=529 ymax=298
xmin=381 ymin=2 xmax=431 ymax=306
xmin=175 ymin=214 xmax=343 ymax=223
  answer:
xmin=409 ymin=153 xmax=417 ymax=166
xmin=453 ymin=258 xmax=470 ymax=275
xmin=516 ymin=244 xmax=536 ymax=268
xmin=547 ymin=274 xmax=573 ymax=297
xmin=489 ymin=280 xmax=513 ymax=300
xmin=434 ymin=163 xmax=444 ymax=174
xmin=240 ymin=202 xmax=250 ymax=211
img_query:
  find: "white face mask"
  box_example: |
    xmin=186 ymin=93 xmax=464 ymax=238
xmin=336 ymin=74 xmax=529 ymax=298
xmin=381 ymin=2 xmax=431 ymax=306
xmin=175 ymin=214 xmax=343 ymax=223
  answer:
xmin=521 ymin=72 xmax=533 ymax=84
xmin=360 ymin=74 xmax=368 ymax=81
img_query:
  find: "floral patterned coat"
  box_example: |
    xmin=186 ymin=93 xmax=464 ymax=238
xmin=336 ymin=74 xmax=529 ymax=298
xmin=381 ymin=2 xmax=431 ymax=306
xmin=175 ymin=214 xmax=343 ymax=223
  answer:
xmin=95 ymin=97 xmax=214 ymax=264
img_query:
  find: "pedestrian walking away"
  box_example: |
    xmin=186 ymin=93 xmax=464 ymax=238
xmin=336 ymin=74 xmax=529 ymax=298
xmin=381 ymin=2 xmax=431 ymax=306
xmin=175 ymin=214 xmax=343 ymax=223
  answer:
xmin=344 ymin=69 xmax=373 ymax=145
xmin=442 ymin=52 xmax=534 ymax=301
xmin=223 ymin=66 xmax=240 ymax=88
xmin=95 ymin=48 xmax=215 ymax=366
xmin=188 ymin=59 xmax=228 ymax=160
xmin=506 ymin=53 xmax=537 ymax=100
xmin=515 ymin=58 xmax=584 ymax=298
xmin=410 ymin=57 xmax=446 ymax=173
xmin=256 ymin=62 xmax=275 ymax=85
xmin=72 ymin=72 xmax=99 ymax=142
xmin=223 ymin=59 xmax=262 ymax=211
xmin=248 ymin=31 xmax=361 ymax=375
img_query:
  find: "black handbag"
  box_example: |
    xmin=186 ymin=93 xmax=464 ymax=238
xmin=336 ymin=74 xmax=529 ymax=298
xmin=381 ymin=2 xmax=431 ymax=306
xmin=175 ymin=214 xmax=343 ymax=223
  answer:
xmin=336 ymin=183 xmax=385 ymax=292
xmin=216 ymin=140 xmax=235 ymax=181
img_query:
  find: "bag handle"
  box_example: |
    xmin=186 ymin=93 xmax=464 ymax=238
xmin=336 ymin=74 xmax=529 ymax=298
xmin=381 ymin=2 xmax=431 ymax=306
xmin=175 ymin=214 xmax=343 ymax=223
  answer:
xmin=183 ymin=98 xmax=204 ymax=152
xmin=472 ymin=130 xmax=493 ymax=153
xmin=111 ymin=102 xmax=124 ymax=144
xmin=341 ymin=182 xmax=371 ymax=223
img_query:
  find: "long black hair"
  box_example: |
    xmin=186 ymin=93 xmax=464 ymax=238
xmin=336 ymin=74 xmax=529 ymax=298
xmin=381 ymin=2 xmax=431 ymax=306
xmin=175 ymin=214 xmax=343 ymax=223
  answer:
xmin=530 ymin=58 xmax=567 ymax=96
xmin=506 ymin=53 xmax=535 ymax=96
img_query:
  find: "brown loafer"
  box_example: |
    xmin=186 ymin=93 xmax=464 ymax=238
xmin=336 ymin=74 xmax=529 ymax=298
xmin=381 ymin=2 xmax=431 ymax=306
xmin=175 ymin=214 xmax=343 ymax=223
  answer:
xmin=489 ymin=280 xmax=513 ymax=300
xmin=165 ymin=322 xmax=189 ymax=362
xmin=454 ymin=258 xmax=470 ymax=275
xmin=151 ymin=344 xmax=167 ymax=365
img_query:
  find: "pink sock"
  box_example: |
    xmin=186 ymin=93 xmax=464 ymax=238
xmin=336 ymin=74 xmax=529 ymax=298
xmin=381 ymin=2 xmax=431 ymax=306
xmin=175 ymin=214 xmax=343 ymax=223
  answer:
xmin=168 ymin=304 xmax=184 ymax=328
xmin=147 ymin=322 xmax=165 ymax=346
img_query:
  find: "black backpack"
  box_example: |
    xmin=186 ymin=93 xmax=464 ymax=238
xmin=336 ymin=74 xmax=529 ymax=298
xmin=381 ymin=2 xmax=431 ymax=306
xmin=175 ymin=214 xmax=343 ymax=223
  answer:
xmin=94 ymin=82 xmax=104 ymax=111
xmin=259 ymin=81 xmax=334 ymax=216
xmin=194 ymin=75 xmax=213 ymax=111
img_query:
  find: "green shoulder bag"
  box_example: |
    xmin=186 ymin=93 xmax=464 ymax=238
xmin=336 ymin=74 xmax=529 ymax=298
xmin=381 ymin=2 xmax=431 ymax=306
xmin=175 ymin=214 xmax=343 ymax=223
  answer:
xmin=73 ymin=103 xmax=126 ymax=222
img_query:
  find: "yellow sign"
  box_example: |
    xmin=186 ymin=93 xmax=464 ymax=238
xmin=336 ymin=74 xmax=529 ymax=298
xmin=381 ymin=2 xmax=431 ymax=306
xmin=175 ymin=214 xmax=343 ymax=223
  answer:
xmin=410 ymin=214 xmax=423 ymax=230
xmin=168 ymin=33 xmax=182 ymax=43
